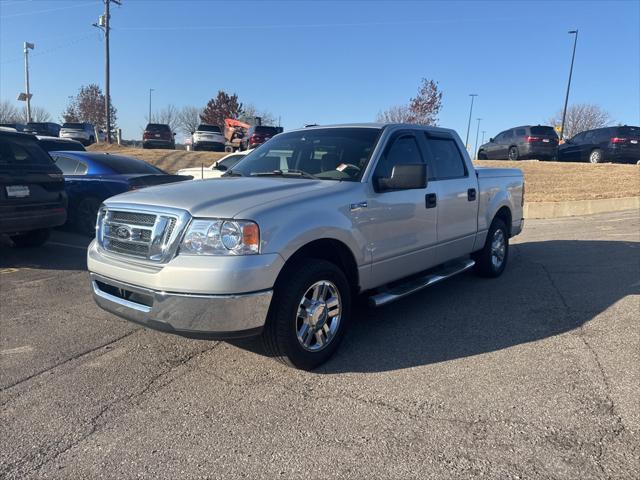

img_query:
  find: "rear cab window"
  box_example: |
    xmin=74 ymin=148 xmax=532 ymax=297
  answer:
xmin=423 ymin=134 xmax=467 ymax=180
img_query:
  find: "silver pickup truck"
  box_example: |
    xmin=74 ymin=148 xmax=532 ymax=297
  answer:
xmin=88 ymin=124 xmax=524 ymax=369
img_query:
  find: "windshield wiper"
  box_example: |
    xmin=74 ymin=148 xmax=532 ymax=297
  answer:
xmin=252 ymin=169 xmax=318 ymax=180
xmin=224 ymin=170 xmax=244 ymax=177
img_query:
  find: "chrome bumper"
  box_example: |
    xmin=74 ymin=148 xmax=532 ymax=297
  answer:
xmin=90 ymin=273 xmax=272 ymax=339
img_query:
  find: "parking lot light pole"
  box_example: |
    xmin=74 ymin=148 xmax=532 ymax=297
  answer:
xmin=474 ymin=118 xmax=482 ymax=160
xmin=148 ymin=88 xmax=154 ymax=122
xmin=23 ymin=42 xmax=35 ymax=123
xmin=560 ymin=30 xmax=578 ymax=141
xmin=465 ymin=94 xmax=478 ymax=152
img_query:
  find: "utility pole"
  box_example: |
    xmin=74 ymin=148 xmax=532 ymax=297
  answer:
xmin=23 ymin=42 xmax=35 ymax=122
xmin=149 ymin=88 xmax=154 ymax=122
xmin=464 ymin=94 xmax=478 ymax=151
xmin=473 ymin=118 xmax=482 ymax=160
xmin=560 ymin=30 xmax=578 ymax=141
xmin=94 ymin=0 xmax=121 ymax=144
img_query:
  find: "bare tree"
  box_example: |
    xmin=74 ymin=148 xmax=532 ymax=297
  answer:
xmin=549 ymin=103 xmax=612 ymax=139
xmin=0 ymin=100 xmax=21 ymax=123
xmin=376 ymin=105 xmax=413 ymax=123
xmin=26 ymin=106 xmax=52 ymax=122
xmin=150 ymin=104 xmax=179 ymax=132
xmin=177 ymin=106 xmax=201 ymax=134
xmin=241 ymin=103 xmax=278 ymax=126
xmin=377 ymin=78 xmax=443 ymax=126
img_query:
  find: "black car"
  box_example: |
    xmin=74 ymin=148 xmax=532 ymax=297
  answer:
xmin=24 ymin=122 xmax=61 ymax=137
xmin=477 ymin=125 xmax=558 ymax=161
xmin=0 ymin=131 xmax=67 ymax=247
xmin=558 ymin=125 xmax=640 ymax=164
xmin=142 ymin=123 xmax=175 ymax=149
xmin=241 ymin=125 xmax=283 ymax=150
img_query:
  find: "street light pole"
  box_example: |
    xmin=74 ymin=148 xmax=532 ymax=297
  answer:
xmin=23 ymin=42 xmax=34 ymax=123
xmin=560 ymin=30 xmax=578 ymax=141
xmin=481 ymin=130 xmax=486 ymax=144
xmin=465 ymin=94 xmax=478 ymax=151
xmin=148 ymin=88 xmax=154 ymax=122
xmin=473 ymin=118 xmax=482 ymax=160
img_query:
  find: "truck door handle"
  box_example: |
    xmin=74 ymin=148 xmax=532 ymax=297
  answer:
xmin=467 ymin=188 xmax=477 ymax=201
xmin=425 ymin=193 xmax=437 ymax=209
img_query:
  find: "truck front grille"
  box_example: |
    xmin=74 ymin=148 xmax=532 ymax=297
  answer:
xmin=97 ymin=206 xmax=188 ymax=263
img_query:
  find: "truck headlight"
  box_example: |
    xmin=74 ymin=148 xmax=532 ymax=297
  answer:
xmin=180 ymin=219 xmax=260 ymax=255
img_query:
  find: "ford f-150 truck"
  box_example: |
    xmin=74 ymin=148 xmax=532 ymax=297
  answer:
xmin=88 ymin=124 xmax=524 ymax=369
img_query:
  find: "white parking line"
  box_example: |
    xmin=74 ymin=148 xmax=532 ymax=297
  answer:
xmin=0 ymin=346 xmax=33 ymax=355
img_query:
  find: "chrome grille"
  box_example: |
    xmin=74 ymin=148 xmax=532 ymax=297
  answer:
xmin=97 ymin=206 xmax=190 ymax=263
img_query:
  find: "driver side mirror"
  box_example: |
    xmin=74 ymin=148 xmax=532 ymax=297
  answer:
xmin=376 ymin=164 xmax=427 ymax=192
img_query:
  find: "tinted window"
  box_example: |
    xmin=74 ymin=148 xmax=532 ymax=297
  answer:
xmin=375 ymin=135 xmax=423 ymax=179
xmin=94 ymin=154 xmax=163 ymax=174
xmin=515 ymin=128 xmax=526 ymax=136
xmin=231 ymin=127 xmax=380 ymax=181
xmin=424 ymin=136 xmax=467 ymax=179
xmin=494 ymin=132 xmax=504 ymax=142
xmin=571 ymin=132 xmax=585 ymax=143
xmin=254 ymin=126 xmax=281 ymax=136
xmin=197 ymin=124 xmax=221 ymax=133
xmin=145 ymin=124 xmax=170 ymax=132
xmin=530 ymin=126 xmax=557 ymax=136
xmin=53 ymin=155 xmax=80 ymax=174
xmin=217 ymin=154 xmax=244 ymax=169
xmin=503 ymin=130 xmax=513 ymax=139
xmin=62 ymin=123 xmax=85 ymax=129
xmin=38 ymin=139 xmax=86 ymax=152
xmin=0 ymin=136 xmax=53 ymax=166
xmin=616 ymin=126 xmax=639 ymax=137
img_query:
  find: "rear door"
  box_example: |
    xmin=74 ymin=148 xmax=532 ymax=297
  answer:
xmin=422 ymin=132 xmax=478 ymax=262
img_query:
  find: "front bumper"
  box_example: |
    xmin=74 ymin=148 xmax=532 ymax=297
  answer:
xmin=91 ymin=272 xmax=272 ymax=339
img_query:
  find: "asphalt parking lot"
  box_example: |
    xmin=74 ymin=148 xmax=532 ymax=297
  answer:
xmin=1 ymin=210 xmax=638 ymax=479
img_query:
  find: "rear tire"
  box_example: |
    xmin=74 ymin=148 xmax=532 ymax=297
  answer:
xmin=589 ymin=148 xmax=603 ymax=163
xmin=10 ymin=228 xmax=51 ymax=248
xmin=262 ymin=259 xmax=351 ymax=370
xmin=508 ymin=146 xmax=519 ymax=161
xmin=473 ymin=218 xmax=509 ymax=278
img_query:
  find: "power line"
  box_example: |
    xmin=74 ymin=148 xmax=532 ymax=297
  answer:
xmin=0 ymin=1 xmax=99 ymax=19
xmin=0 ymin=33 xmax=100 ymax=65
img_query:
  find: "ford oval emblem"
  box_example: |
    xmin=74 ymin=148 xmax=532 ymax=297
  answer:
xmin=115 ymin=225 xmax=131 ymax=240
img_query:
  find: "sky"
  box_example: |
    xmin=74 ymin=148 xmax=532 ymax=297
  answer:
xmin=1 ymin=0 xmax=639 ymax=145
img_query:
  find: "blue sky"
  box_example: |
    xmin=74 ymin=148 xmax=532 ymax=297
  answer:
xmin=1 ymin=0 xmax=638 ymax=145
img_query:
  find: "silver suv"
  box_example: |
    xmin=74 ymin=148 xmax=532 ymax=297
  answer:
xmin=60 ymin=122 xmax=97 ymax=146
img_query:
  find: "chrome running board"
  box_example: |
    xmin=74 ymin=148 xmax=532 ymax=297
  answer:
xmin=368 ymin=259 xmax=475 ymax=307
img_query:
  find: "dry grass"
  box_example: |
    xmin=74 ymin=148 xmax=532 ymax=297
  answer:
xmin=88 ymin=145 xmax=639 ymax=202
xmin=474 ymin=160 xmax=640 ymax=202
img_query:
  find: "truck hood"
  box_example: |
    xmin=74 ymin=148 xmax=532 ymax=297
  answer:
xmin=104 ymin=176 xmax=341 ymax=218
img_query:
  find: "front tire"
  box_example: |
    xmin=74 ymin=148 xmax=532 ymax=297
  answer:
xmin=473 ymin=218 xmax=509 ymax=278
xmin=508 ymin=146 xmax=519 ymax=161
xmin=10 ymin=228 xmax=51 ymax=248
xmin=262 ymin=259 xmax=351 ymax=370
xmin=589 ymin=148 xmax=603 ymax=163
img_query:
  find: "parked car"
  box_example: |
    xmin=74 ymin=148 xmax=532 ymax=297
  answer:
xmin=0 ymin=130 xmax=67 ymax=247
xmin=37 ymin=136 xmax=86 ymax=153
xmin=192 ymin=124 xmax=226 ymax=151
xmin=49 ymin=151 xmax=192 ymax=235
xmin=240 ymin=125 xmax=283 ymax=150
xmin=177 ymin=151 xmax=250 ymax=179
xmin=0 ymin=123 xmax=25 ymax=132
xmin=60 ymin=122 xmax=98 ymax=145
xmin=477 ymin=125 xmax=558 ymax=161
xmin=558 ymin=125 xmax=640 ymax=164
xmin=88 ymin=123 xmax=524 ymax=370
xmin=24 ymin=122 xmax=61 ymax=137
xmin=142 ymin=123 xmax=175 ymax=149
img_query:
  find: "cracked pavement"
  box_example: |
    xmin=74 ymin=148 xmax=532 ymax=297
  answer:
xmin=1 ymin=210 xmax=638 ymax=479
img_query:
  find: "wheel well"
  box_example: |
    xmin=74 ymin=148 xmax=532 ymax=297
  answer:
xmin=279 ymin=239 xmax=359 ymax=292
xmin=494 ymin=206 xmax=512 ymax=235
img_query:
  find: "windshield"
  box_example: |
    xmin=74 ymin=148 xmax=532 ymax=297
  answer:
xmin=228 ymin=127 xmax=381 ymax=181
xmin=197 ymin=124 xmax=221 ymax=133
xmin=217 ymin=154 xmax=244 ymax=169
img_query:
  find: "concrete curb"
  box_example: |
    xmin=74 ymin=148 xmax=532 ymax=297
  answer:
xmin=524 ymin=196 xmax=640 ymax=219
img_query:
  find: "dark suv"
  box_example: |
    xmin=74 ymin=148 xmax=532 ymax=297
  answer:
xmin=24 ymin=122 xmax=61 ymax=137
xmin=241 ymin=125 xmax=283 ymax=150
xmin=477 ymin=125 xmax=558 ymax=161
xmin=0 ymin=131 xmax=67 ymax=247
xmin=142 ymin=123 xmax=175 ymax=150
xmin=558 ymin=125 xmax=640 ymax=164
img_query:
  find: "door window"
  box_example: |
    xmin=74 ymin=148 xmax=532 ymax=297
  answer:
xmin=424 ymin=136 xmax=467 ymax=180
xmin=374 ymin=134 xmax=424 ymax=179
xmin=52 ymin=155 xmax=80 ymax=174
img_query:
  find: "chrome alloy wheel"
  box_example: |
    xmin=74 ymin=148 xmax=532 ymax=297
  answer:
xmin=296 ymin=280 xmax=342 ymax=352
xmin=491 ymin=228 xmax=506 ymax=270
